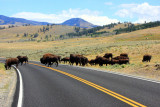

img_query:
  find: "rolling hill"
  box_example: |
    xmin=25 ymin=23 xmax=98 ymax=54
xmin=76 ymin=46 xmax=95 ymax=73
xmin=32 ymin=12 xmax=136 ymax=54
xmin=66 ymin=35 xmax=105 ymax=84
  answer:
xmin=0 ymin=25 xmax=80 ymax=42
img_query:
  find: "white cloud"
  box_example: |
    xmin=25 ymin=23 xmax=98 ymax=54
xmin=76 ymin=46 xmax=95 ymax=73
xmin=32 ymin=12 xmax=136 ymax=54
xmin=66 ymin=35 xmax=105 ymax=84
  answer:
xmin=11 ymin=8 xmax=119 ymax=26
xmin=105 ymin=2 xmax=113 ymax=6
xmin=115 ymin=2 xmax=160 ymax=23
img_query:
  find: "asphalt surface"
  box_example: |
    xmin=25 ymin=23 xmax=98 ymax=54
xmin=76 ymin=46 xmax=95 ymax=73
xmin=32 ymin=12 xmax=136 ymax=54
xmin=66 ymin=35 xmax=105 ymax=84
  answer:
xmin=1 ymin=59 xmax=160 ymax=107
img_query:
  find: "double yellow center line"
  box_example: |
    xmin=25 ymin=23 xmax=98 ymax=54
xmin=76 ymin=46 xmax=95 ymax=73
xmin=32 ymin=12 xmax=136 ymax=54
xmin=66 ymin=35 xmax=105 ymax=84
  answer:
xmin=29 ymin=63 xmax=146 ymax=107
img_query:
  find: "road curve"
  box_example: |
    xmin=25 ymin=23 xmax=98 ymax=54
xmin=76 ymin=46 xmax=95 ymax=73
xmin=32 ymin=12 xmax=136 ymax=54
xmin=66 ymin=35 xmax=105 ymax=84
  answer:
xmin=7 ymin=61 xmax=160 ymax=107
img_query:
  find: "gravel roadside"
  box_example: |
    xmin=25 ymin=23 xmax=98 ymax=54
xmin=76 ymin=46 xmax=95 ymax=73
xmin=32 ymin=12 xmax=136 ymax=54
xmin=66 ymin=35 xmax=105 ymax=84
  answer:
xmin=0 ymin=68 xmax=17 ymax=107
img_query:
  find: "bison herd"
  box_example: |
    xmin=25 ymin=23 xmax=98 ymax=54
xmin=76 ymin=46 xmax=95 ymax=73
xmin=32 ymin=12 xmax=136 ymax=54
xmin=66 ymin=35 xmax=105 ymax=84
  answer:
xmin=40 ymin=53 xmax=152 ymax=67
xmin=4 ymin=56 xmax=28 ymax=70
xmin=4 ymin=53 xmax=152 ymax=69
xmin=69 ymin=53 xmax=130 ymax=67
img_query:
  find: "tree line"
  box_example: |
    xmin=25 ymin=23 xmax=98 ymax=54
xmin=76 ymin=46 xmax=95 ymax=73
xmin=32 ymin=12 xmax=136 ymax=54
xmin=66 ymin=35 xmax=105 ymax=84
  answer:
xmin=63 ymin=23 xmax=117 ymax=38
xmin=114 ymin=21 xmax=160 ymax=35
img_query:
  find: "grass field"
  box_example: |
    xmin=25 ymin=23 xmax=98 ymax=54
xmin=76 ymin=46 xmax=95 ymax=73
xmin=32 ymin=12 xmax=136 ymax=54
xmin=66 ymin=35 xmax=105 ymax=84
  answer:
xmin=0 ymin=26 xmax=160 ymax=80
xmin=0 ymin=25 xmax=78 ymax=42
xmin=0 ymin=63 xmax=5 ymax=75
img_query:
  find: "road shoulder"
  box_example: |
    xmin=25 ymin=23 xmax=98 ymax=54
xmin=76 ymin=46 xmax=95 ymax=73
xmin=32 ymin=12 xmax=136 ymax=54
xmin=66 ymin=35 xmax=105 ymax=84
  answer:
xmin=0 ymin=67 xmax=17 ymax=107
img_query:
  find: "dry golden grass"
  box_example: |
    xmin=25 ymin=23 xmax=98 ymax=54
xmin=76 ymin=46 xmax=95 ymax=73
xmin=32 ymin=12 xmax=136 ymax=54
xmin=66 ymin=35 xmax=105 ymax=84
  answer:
xmin=0 ymin=25 xmax=77 ymax=42
xmin=113 ymin=26 xmax=160 ymax=41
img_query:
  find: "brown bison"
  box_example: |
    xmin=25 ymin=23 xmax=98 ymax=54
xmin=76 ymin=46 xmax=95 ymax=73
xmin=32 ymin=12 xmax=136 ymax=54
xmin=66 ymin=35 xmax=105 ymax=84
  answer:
xmin=120 ymin=53 xmax=128 ymax=57
xmin=110 ymin=59 xmax=119 ymax=65
xmin=69 ymin=54 xmax=88 ymax=66
xmin=61 ymin=57 xmax=70 ymax=64
xmin=17 ymin=56 xmax=28 ymax=65
xmin=4 ymin=58 xmax=19 ymax=70
xmin=95 ymin=56 xmax=109 ymax=66
xmin=40 ymin=57 xmax=45 ymax=64
xmin=119 ymin=59 xmax=129 ymax=65
xmin=111 ymin=55 xmax=129 ymax=65
xmin=89 ymin=59 xmax=95 ymax=66
xmin=142 ymin=54 xmax=152 ymax=62
xmin=70 ymin=54 xmax=82 ymax=66
xmin=103 ymin=53 xmax=113 ymax=59
xmin=42 ymin=53 xmax=59 ymax=67
xmin=81 ymin=56 xmax=88 ymax=66
xmin=69 ymin=54 xmax=77 ymax=65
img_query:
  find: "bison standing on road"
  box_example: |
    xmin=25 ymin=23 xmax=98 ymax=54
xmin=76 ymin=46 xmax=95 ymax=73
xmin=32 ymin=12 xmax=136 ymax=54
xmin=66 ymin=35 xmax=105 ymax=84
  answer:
xmin=5 ymin=58 xmax=19 ymax=70
xmin=142 ymin=54 xmax=152 ymax=62
xmin=17 ymin=56 xmax=28 ymax=65
xmin=40 ymin=57 xmax=45 ymax=64
xmin=42 ymin=53 xmax=59 ymax=67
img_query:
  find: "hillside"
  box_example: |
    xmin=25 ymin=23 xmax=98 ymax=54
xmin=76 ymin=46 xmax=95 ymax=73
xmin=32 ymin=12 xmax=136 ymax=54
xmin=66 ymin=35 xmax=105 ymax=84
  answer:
xmin=0 ymin=25 xmax=80 ymax=42
xmin=61 ymin=18 xmax=97 ymax=28
xmin=0 ymin=15 xmax=50 ymax=25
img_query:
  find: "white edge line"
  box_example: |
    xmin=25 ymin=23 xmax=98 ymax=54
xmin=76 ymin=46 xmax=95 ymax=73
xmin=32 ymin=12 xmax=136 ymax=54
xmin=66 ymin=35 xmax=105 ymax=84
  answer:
xmin=32 ymin=61 xmax=160 ymax=84
xmin=12 ymin=65 xmax=23 ymax=107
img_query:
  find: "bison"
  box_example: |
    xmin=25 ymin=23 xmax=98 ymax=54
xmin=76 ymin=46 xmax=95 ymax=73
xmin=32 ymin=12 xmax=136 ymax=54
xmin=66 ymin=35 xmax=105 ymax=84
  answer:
xmin=69 ymin=54 xmax=88 ymax=66
xmin=42 ymin=53 xmax=59 ymax=67
xmin=4 ymin=58 xmax=19 ymax=70
xmin=95 ymin=56 xmax=109 ymax=66
xmin=70 ymin=54 xmax=77 ymax=65
xmin=40 ymin=57 xmax=45 ymax=64
xmin=103 ymin=53 xmax=113 ymax=59
xmin=120 ymin=53 xmax=128 ymax=57
xmin=142 ymin=54 xmax=152 ymax=62
xmin=70 ymin=54 xmax=82 ymax=66
xmin=89 ymin=59 xmax=95 ymax=66
xmin=111 ymin=55 xmax=129 ymax=65
xmin=61 ymin=57 xmax=70 ymax=64
xmin=110 ymin=59 xmax=119 ymax=65
xmin=81 ymin=56 xmax=88 ymax=66
xmin=17 ymin=56 xmax=28 ymax=65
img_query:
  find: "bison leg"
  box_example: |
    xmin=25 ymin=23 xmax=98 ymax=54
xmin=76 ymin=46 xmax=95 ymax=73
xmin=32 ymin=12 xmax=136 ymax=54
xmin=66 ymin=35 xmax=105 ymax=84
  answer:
xmin=21 ymin=61 xmax=23 ymax=65
xmin=55 ymin=61 xmax=58 ymax=67
xmin=48 ymin=62 xmax=52 ymax=67
xmin=16 ymin=64 xmax=18 ymax=68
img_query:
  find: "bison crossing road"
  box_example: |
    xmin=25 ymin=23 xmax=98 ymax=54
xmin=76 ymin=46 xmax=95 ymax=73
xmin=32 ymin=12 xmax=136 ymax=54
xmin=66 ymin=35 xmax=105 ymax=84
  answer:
xmin=4 ymin=53 xmax=152 ymax=69
xmin=4 ymin=56 xmax=28 ymax=70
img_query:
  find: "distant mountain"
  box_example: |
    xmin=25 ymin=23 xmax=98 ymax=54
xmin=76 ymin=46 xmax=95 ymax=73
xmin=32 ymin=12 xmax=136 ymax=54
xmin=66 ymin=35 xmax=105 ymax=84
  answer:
xmin=61 ymin=18 xmax=98 ymax=28
xmin=0 ymin=15 xmax=50 ymax=25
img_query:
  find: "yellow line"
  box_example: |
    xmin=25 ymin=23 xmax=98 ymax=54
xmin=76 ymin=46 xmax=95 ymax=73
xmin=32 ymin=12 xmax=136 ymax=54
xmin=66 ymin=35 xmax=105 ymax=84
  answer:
xmin=29 ymin=63 xmax=147 ymax=107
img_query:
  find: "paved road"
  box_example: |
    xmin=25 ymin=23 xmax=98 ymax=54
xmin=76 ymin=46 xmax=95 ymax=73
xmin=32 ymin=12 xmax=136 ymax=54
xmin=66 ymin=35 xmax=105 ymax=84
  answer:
xmin=1 ymin=59 xmax=160 ymax=107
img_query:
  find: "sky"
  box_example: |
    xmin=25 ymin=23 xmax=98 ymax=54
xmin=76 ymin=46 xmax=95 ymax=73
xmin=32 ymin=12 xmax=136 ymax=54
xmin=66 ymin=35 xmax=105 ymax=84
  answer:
xmin=0 ymin=0 xmax=160 ymax=25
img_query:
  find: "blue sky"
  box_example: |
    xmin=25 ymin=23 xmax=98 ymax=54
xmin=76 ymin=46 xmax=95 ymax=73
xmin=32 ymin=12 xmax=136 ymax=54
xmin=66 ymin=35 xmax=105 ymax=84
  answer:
xmin=1 ymin=0 xmax=160 ymax=25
